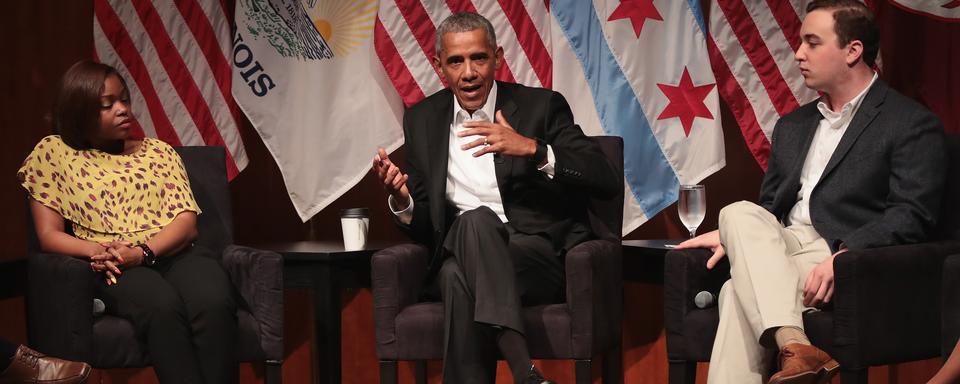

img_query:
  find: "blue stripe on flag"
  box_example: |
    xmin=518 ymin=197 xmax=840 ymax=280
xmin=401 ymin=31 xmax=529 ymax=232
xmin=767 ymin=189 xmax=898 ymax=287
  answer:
xmin=686 ymin=0 xmax=707 ymax=36
xmin=552 ymin=0 xmax=679 ymax=218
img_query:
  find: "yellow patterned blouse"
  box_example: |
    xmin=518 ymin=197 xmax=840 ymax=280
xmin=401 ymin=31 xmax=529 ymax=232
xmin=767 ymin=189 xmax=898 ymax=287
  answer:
xmin=18 ymin=135 xmax=200 ymax=244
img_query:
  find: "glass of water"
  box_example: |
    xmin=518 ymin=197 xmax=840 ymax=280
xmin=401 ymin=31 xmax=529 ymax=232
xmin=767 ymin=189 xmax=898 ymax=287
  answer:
xmin=678 ymin=184 xmax=706 ymax=238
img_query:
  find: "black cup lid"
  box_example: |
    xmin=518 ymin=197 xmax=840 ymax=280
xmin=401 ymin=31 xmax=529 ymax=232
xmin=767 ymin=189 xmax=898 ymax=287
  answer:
xmin=340 ymin=207 xmax=369 ymax=218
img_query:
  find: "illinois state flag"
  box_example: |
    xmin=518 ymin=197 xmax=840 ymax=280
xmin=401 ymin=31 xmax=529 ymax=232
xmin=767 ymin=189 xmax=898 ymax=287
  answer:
xmin=232 ymin=0 xmax=404 ymax=221
xmin=552 ymin=0 xmax=724 ymax=233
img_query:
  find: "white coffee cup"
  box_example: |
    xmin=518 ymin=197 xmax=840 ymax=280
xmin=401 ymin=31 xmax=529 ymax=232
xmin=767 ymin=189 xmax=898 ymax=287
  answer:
xmin=340 ymin=208 xmax=369 ymax=251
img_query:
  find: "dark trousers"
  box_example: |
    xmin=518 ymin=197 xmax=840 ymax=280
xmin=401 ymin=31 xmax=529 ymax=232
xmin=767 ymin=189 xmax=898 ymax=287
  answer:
xmin=97 ymin=245 xmax=238 ymax=384
xmin=0 ymin=337 xmax=16 ymax=372
xmin=439 ymin=206 xmax=565 ymax=383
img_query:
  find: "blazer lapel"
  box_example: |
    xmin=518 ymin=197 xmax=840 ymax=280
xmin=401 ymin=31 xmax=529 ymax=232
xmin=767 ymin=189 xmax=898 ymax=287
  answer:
xmin=786 ymin=109 xmax=821 ymax=184
xmin=819 ymin=81 xmax=885 ymax=182
xmin=427 ymin=92 xmax=453 ymax=229
xmin=493 ymin=82 xmax=517 ymax=189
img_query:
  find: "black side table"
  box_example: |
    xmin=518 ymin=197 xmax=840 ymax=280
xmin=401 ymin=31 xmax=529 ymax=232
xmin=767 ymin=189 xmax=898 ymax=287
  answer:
xmin=622 ymin=239 xmax=681 ymax=283
xmin=262 ymin=240 xmax=402 ymax=384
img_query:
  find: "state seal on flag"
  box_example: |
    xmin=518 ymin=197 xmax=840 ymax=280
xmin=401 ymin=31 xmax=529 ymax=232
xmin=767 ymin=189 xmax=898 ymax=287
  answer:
xmin=890 ymin=0 xmax=960 ymax=22
xmin=238 ymin=0 xmax=376 ymax=60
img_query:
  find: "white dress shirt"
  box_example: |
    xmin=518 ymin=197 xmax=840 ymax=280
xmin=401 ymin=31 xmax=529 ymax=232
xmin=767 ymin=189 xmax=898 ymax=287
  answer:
xmin=787 ymin=72 xmax=878 ymax=227
xmin=390 ymin=82 xmax=556 ymax=224
xmin=446 ymin=82 xmax=507 ymax=221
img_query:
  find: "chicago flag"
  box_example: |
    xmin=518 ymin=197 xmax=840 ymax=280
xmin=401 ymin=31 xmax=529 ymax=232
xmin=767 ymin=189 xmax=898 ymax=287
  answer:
xmin=552 ymin=0 xmax=724 ymax=233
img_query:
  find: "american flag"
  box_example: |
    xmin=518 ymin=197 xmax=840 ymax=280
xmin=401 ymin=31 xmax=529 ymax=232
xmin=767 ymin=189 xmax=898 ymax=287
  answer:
xmin=93 ymin=0 xmax=248 ymax=179
xmin=707 ymin=0 xmax=818 ymax=170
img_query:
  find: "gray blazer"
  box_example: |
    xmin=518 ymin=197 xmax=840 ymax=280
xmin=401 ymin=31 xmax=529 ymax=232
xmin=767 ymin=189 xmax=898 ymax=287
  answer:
xmin=758 ymin=80 xmax=946 ymax=251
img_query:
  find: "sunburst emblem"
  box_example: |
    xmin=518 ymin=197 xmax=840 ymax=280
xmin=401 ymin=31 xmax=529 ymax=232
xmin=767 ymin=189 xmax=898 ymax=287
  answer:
xmin=303 ymin=0 xmax=377 ymax=57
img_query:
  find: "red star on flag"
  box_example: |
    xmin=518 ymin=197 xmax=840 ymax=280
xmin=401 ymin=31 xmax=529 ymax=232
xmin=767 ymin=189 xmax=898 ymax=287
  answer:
xmin=657 ymin=67 xmax=716 ymax=136
xmin=607 ymin=0 xmax=663 ymax=38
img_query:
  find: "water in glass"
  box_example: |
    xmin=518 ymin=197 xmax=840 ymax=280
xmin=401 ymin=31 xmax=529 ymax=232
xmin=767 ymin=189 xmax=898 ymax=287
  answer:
xmin=678 ymin=185 xmax=706 ymax=238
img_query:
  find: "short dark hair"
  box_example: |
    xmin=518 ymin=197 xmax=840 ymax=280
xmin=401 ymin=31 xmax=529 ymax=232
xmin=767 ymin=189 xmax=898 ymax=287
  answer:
xmin=435 ymin=12 xmax=497 ymax=57
xmin=806 ymin=0 xmax=880 ymax=67
xmin=53 ymin=60 xmax=127 ymax=149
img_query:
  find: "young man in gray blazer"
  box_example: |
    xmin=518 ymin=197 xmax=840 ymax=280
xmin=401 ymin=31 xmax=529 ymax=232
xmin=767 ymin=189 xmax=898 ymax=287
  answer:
xmin=373 ymin=12 xmax=618 ymax=384
xmin=677 ymin=1 xmax=946 ymax=383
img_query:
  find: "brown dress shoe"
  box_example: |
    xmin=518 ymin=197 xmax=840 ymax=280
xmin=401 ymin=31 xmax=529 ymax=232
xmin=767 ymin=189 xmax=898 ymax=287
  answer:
xmin=768 ymin=343 xmax=839 ymax=384
xmin=0 ymin=345 xmax=91 ymax=384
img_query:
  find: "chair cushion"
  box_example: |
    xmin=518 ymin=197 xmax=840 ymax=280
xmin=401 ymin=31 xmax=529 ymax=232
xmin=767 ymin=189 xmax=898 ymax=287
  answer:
xmin=237 ymin=309 xmax=267 ymax=361
xmin=91 ymin=309 xmax=265 ymax=367
xmin=395 ymin=302 xmax=444 ymax=360
xmin=524 ymin=304 xmax=573 ymax=358
xmin=803 ymin=310 xmax=837 ymax=359
xmin=92 ymin=315 xmax=148 ymax=367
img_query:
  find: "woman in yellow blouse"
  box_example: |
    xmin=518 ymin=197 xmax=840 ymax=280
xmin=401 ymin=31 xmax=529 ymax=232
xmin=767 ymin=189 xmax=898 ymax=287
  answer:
xmin=19 ymin=60 xmax=237 ymax=384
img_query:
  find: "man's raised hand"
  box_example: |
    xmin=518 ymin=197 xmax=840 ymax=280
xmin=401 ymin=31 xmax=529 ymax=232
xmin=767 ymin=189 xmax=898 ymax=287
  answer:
xmin=459 ymin=110 xmax=536 ymax=158
xmin=372 ymin=147 xmax=410 ymax=210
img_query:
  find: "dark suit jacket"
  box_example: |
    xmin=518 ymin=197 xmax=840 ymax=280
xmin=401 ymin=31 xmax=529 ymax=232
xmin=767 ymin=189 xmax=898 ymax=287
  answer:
xmin=758 ymin=79 xmax=946 ymax=251
xmin=398 ymin=81 xmax=619 ymax=276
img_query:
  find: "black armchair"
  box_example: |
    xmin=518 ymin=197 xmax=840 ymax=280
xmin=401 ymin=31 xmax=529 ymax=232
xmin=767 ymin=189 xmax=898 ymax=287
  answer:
xmin=943 ymin=253 xmax=960 ymax=361
xmin=664 ymin=134 xmax=960 ymax=384
xmin=26 ymin=146 xmax=284 ymax=383
xmin=372 ymin=136 xmax=625 ymax=384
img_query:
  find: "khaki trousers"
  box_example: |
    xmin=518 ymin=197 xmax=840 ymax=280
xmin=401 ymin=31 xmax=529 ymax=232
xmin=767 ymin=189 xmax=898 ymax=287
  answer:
xmin=706 ymin=201 xmax=832 ymax=384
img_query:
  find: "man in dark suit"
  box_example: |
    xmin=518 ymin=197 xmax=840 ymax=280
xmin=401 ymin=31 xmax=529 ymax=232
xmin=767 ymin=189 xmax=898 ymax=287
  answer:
xmin=372 ymin=12 xmax=618 ymax=384
xmin=677 ymin=1 xmax=946 ymax=383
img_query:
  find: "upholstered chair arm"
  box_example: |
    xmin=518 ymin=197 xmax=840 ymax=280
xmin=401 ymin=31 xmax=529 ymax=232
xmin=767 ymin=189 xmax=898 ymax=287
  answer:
xmin=942 ymin=253 xmax=960 ymax=359
xmin=832 ymin=240 xmax=960 ymax=366
xmin=663 ymin=248 xmax=730 ymax=360
xmin=220 ymin=245 xmax=284 ymax=361
xmin=565 ymin=239 xmax=621 ymax=357
xmin=371 ymin=244 xmax=430 ymax=359
xmin=27 ymin=252 xmax=97 ymax=361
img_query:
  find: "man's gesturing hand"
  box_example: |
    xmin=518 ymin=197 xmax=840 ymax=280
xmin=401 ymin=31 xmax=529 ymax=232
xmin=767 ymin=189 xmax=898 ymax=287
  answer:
xmin=372 ymin=147 xmax=410 ymax=210
xmin=675 ymin=229 xmax=727 ymax=270
xmin=459 ymin=110 xmax=536 ymax=158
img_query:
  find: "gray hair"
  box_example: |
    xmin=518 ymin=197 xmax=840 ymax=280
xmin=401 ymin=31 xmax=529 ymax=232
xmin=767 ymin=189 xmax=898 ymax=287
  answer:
xmin=434 ymin=12 xmax=497 ymax=57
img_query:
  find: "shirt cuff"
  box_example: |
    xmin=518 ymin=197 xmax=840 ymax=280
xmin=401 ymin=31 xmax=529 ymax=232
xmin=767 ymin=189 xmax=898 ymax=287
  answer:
xmin=537 ymin=145 xmax=556 ymax=179
xmin=388 ymin=195 xmax=414 ymax=225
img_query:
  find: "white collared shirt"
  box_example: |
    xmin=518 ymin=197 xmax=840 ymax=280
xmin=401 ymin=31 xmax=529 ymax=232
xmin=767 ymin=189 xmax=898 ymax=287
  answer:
xmin=446 ymin=82 xmax=507 ymax=222
xmin=390 ymin=82 xmax=556 ymax=224
xmin=787 ymin=72 xmax=878 ymax=227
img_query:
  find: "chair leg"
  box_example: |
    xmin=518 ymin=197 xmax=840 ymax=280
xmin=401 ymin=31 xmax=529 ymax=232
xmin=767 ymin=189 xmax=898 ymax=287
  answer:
xmin=264 ymin=359 xmax=282 ymax=384
xmin=379 ymin=360 xmax=398 ymax=384
xmin=602 ymin=346 xmax=624 ymax=384
xmin=668 ymin=361 xmax=697 ymax=384
xmin=575 ymin=359 xmax=592 ymax=384
xmin=840 ymin=367 xmax=868 ymax=384
xmin=414 ymin=360 xmax=427 ymax=384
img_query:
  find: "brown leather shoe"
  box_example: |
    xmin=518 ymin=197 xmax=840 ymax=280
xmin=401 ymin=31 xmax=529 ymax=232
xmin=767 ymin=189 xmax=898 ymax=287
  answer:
xmin=768 ymin=343 xmax=839 ymax=384
xmin=0 ymin=345 xmax=91 ymax=384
